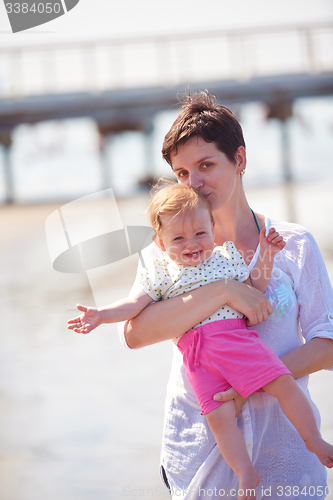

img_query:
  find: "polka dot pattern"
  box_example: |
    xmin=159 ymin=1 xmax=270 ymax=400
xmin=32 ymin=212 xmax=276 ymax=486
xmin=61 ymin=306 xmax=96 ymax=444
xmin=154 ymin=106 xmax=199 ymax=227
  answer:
xmin=139 ymin=242 xmax=249 ymax=326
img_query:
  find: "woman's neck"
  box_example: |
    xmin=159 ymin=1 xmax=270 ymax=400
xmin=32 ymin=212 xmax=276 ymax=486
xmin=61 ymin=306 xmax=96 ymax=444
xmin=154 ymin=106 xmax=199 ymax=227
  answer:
xmin=213 ymin=199 xmax=264 ymax=265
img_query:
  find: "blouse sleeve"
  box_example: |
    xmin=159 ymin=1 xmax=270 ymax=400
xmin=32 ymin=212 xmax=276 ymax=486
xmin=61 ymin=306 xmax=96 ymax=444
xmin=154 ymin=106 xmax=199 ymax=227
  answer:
xmin=293 ymin=231 xmax=333 ymax=352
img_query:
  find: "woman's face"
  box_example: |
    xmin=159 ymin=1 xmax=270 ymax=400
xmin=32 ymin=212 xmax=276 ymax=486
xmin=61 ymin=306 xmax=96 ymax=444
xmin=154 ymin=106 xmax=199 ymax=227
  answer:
xmin=170 ymin=136 xmax=245 ymax=214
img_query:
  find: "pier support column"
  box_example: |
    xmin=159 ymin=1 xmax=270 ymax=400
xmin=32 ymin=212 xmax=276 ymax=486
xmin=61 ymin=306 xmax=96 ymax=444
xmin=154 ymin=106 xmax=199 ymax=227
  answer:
xmin=98 ymin=130 xmax=114 ymax=193
xmin=267 ymin=101 xmax=293 ymax=183
xmin=0 ymin=131 xmax=14 ymax=204
xmin=138 ymin=120 xmax=156 ymax=189
xmin=267 ymin=101 xmax=296 ymax=222
xmin=143 ymin=120 xmax=155 ymax=179
xmin=280 ymin=117 xmax=292 ymax=183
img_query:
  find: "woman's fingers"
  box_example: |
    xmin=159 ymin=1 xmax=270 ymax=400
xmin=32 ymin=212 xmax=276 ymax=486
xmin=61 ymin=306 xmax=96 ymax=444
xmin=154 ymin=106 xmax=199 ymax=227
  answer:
xmin=249 ymin=305 xmax=271 ymax=326
xmin=259 ymin=295 xmax=271 ymax=322
xmin=213 ymin=387 xmax=239 ymax=402
xmin=213 ymin=386 xmax=247 ymax=418
xmin=261 ymin=307 xmax=269 ymax=322
xmin=222 ymin=279 xmax=272 ymax=326
xmin=244 ymin=290 xmax=272 ymax=326
xmin=234 ymin=395 xmax=247 ymax=417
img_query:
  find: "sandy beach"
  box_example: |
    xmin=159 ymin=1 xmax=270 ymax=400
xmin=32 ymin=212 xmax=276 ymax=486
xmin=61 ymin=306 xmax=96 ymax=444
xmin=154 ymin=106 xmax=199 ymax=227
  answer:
xmin=1 ymin=179 xmax=333 ymax=499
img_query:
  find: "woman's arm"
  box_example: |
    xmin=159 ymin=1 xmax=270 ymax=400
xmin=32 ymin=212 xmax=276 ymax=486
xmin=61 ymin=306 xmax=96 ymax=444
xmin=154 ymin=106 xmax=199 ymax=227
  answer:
xmin=125 ymin=279 xmax=273 ymax=348
xmin=281 ymin=338 xmax=333 ymax=378
xmin=214 ymin=229 xmax=333 ymax=407
xmin=214 ymin=337 xmax=333 ymax=416
xmin=285 ymin=229 xmax=333 ymax=377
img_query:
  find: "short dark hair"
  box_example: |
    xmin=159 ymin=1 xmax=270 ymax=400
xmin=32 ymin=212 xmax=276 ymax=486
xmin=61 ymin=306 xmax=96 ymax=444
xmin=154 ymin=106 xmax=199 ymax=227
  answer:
xmin=162 ymin=90 xmax=246 ymax=166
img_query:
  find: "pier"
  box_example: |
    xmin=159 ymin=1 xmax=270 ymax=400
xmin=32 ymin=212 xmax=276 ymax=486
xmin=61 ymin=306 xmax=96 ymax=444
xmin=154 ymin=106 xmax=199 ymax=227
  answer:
xmin=1 ymin=21 xmax=333 ymax=202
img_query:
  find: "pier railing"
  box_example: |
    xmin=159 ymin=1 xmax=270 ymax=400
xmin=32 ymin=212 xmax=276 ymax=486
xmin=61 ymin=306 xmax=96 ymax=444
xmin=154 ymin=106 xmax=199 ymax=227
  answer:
xmin=0 ymin=21 xmax=332 ymax=98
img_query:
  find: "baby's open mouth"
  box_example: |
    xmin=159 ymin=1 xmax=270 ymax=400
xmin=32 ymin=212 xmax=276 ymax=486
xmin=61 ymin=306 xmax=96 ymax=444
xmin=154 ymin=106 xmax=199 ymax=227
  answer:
xmin=183 ymin=250 xmax=202 ymax=259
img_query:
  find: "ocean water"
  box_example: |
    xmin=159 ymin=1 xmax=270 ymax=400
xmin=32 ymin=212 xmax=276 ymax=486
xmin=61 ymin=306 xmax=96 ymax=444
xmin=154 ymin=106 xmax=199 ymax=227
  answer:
xmin=1 ymin=190 xmax=333 ymax=500
xmin=0 ymin=96 xmax=333 ymax=204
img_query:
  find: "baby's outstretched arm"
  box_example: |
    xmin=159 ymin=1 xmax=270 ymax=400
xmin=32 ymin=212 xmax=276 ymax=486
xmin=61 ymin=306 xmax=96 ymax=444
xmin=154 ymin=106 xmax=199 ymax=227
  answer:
xmin=249 ymin=227 xmax=286 ymax=292
xmin=67 ymin=290 xmax=152 ymax=334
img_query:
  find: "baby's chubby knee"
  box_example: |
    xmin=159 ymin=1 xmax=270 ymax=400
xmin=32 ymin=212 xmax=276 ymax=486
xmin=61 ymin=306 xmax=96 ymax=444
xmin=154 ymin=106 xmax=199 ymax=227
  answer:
xmin=206 ymin=399 xmax=237 ymax=425
xmin=262 ymin=373 xmax=294 ymax=397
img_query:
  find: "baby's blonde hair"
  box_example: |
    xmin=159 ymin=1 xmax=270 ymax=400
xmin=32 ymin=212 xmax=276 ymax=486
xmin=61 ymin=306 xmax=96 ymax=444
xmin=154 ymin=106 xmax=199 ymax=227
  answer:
xmin=148 ymin=179 xmax=213 ymax=235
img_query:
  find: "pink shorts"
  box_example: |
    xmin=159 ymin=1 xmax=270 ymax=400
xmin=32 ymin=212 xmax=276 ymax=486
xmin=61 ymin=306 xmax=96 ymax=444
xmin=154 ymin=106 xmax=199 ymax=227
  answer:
xmin=177 ymin=318 xmax=292 ymax=415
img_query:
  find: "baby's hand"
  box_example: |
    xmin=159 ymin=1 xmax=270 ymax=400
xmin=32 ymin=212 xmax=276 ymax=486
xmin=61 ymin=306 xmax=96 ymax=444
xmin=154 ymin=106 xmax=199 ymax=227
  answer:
xmin=260 ymin=227 xmax=286 ymax=255
xmin=67 ymin=304 xmax=103 ymax=334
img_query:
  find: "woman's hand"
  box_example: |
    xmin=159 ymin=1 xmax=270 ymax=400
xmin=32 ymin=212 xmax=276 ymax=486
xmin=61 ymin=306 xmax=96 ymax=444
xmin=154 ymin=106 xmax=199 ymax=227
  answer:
xmin=213 ymin=387 xmax=247 ymax=417
xmin=223 ymin=279 xmax=273 ymax=326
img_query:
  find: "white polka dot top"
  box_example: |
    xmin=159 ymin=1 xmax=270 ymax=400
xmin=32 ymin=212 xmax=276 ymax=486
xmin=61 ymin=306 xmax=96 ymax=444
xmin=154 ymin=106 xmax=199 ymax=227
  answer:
xmin=139 ymin=241 xmax=249 ymax=328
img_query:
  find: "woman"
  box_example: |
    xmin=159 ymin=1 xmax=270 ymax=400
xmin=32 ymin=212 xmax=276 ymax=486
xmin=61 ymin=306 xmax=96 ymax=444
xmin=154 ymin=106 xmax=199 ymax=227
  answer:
xmin=122 ymin=92 xmax=333 ymax=499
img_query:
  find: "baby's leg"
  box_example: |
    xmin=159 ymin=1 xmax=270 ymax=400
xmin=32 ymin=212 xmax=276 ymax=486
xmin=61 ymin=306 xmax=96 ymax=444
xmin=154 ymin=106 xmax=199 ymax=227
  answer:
xmin=205 ymin=401 xmax=261 ymax=500
xmin=263 ymin=375 xmax=333 ymax=468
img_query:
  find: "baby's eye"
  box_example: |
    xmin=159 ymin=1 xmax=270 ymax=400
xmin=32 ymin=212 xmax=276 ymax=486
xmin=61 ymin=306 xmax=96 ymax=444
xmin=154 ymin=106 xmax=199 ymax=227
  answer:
xmin=174 ymin=236 xmax=183 ymax=241
xmin=196 ymin=231 xmax=206 ymax=236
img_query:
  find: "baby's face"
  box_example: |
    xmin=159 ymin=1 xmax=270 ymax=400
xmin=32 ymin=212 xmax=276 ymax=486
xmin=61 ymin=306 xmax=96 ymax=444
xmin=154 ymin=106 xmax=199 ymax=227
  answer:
xmin=158 ymin=205 xmax=215 ymax=266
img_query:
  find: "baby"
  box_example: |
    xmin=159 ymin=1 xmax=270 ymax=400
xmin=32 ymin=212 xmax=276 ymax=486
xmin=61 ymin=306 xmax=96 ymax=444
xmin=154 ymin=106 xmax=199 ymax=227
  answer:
xmin=68 ymin=182 xmax=333 ymax=500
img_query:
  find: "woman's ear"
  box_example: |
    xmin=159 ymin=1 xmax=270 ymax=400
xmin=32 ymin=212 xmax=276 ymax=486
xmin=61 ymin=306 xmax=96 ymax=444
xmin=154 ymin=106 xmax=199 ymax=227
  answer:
xmin=235 ymin=146 xmax=247 ymax=174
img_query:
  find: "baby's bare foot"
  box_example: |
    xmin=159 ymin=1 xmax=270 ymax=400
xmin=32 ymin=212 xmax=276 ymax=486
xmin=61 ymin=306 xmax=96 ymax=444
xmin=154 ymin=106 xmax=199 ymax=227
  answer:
xmin=305 ymin=437 xmax=333 ymax=468
xmin=238 ymin=469 xmax=261 ymax=500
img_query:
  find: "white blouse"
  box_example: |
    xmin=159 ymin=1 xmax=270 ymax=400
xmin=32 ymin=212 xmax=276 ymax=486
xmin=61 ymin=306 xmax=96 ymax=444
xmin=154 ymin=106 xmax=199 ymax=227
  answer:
xmin=120 ymin=216 xmax=333 ymax=500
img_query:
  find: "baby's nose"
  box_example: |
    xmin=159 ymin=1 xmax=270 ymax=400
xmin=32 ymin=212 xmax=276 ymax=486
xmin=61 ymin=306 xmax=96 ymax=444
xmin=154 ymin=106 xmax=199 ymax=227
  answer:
xmin=186 ymin=238 xmax=197 ymax=248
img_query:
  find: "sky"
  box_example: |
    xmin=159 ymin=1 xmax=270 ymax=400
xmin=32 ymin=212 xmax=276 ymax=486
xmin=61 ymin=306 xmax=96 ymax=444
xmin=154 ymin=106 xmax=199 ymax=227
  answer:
xmin=0 ymin=0 xmax=333 ymax=44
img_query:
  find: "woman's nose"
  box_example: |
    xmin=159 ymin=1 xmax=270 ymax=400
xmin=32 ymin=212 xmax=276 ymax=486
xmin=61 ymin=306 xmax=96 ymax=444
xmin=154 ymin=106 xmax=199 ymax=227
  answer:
xmin=188 ymin=172 xmax=203 ymax=190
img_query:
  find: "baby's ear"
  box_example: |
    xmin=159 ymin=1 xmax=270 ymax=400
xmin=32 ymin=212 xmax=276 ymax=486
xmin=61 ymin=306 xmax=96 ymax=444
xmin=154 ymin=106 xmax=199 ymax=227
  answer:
xmin=158 ymin=238 xmax=166 ymax=251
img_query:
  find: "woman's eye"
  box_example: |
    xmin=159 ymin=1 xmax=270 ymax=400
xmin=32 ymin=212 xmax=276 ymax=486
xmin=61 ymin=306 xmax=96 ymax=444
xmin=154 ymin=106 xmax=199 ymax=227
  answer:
xmin=202 ymin=163 xmax=211 ymax=169
xmin=178 ymin=171 xmax=188 ymax=178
